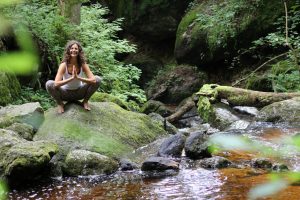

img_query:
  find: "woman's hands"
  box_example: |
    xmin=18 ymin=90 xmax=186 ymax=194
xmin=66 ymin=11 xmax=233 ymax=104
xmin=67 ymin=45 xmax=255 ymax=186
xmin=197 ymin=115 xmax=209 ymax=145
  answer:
xmin=72 ymin=65 xmax=78 ymax=79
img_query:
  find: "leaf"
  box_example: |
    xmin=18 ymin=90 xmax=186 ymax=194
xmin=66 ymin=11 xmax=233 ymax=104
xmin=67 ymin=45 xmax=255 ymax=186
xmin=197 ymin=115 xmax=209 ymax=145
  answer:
xmin=0 ymin=52 xmax=38 ymax=74
xmin=248 ymin=180 xmax=288 ymax=200
xmin=210 ymin=134 xmax=253 ymax=151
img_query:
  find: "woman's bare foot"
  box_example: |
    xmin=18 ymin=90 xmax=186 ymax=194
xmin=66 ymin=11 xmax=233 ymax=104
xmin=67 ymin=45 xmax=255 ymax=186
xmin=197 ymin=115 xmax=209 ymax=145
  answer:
xmin=83 ymin=101 xmax=91 ymax=111
xmin=58 ymin=104 xmax=65 ymax=113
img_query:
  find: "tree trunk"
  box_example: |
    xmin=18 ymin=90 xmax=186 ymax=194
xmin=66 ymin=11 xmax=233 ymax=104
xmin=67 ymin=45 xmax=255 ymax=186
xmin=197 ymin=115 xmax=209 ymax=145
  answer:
xmin=58 ymin=0 xmax=82 ymax=25
xmin=166 ymin=97 xmax=195 ymax=123
xmin=197 ymin=84 xmax=300 ymax=107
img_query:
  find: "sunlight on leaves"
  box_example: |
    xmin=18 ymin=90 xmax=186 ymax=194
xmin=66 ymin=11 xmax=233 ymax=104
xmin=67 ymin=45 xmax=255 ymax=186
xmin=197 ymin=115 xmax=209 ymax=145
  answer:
xmin=0 ymin=180 xmax=8 ymax=200
xmin=248 ymin=179 xmax=288 ymax=200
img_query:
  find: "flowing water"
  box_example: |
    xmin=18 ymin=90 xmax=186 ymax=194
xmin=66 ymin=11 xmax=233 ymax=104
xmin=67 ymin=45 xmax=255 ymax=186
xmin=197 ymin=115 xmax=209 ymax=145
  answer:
xmin=8 ymin=124 xmax=300 ymax=200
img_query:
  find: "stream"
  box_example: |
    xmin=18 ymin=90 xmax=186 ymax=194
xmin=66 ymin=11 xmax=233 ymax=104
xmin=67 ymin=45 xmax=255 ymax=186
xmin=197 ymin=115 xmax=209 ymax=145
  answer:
xmin=8 ymin=121 xmax=300 ymax=200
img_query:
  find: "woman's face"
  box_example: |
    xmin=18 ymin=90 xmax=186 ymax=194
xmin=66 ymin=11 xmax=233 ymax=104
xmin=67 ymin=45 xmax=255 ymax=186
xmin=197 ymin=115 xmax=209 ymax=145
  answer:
xmin=69 ymin=43 xmax=79 ymax=57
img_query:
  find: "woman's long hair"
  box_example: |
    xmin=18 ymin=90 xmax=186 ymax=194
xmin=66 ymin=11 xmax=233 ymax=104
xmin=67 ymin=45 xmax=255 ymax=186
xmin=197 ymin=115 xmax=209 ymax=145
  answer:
xmin=61 ymin=40 xmax=86 ymax=67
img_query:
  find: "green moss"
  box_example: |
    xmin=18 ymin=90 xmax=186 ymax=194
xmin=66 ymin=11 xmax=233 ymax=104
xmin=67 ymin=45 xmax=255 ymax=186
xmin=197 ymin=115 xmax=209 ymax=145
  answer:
xmin=197 ymin=96 xmax=216 ymax=123
xmin=0 ymin=72 xmax=21 ymax=106
xmin=36 ymin=102 xmax=166 ymax=158
xmin=196 ymin=84 xmax=219 ymax=102
xmin=90 ymin=92 xmax=129 ymax=110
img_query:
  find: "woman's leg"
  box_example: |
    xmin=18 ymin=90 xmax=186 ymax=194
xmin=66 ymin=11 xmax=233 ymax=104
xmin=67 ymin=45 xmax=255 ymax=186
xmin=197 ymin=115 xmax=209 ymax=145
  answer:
xmin=78 ymin=76 xmax=101 ymax=110
xmin=45 ymin=80 xmax=65 ymax=113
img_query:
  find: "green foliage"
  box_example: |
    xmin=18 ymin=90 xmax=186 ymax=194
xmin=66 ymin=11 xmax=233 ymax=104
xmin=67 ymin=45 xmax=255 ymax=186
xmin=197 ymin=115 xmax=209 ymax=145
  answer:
xmin=3 ymin=0 xmax=72 ymax=62
xmin=269 ymin=60 xmax=300 ymax=92
xmin=195 ymin=0 xmax=260 ymax=49
xmin=249 ymin=1 xmax=300 ymax=92
xmin=12 ymin=87 xmax=55 ymax=110
xmin=77 ymin=5 xmax=146 ymax=107
xmin=3 ymin=2 xmax=146 ymax=108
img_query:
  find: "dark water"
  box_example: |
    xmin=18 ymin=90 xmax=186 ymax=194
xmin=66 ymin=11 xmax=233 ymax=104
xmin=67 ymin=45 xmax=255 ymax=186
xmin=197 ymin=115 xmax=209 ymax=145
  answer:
xmin=8 ymin=126 xmax=300 ymax=200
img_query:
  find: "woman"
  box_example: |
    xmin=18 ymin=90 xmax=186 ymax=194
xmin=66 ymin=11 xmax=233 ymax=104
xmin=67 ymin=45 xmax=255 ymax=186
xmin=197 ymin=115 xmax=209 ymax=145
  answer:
xmin=46 ymin=40 xmax=101 ymax=113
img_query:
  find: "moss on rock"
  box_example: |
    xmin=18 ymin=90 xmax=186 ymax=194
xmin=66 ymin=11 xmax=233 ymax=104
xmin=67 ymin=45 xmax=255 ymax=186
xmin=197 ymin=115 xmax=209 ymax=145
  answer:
xmin=0 ymin=72 xmax=21 ymax=106
xmin=90 ymin=92 xmax=129 ymax=110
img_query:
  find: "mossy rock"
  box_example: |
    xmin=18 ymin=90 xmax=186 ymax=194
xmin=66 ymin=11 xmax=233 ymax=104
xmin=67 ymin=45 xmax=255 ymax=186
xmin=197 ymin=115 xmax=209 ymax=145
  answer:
xmin=63 ymin=149 xmax=119 ymax=176
xmin=175 ymin=0 xmax=293 ymax=66
xmin=197 ymin=96 xmax=216 ymax=124
xmin=34 ymin=102 xmax=167 ymax=158
xmin=0 ymin=72 xmax=21 ymax=106
xmin=90 ymin=92 xmax=129 ymax=110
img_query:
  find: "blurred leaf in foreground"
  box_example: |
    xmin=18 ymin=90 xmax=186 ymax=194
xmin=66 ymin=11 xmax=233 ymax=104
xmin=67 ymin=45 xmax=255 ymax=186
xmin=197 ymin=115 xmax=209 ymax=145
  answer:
xmin=0 ymin=180 xmax=7 ymax=200
xmin=248 ymin=179 xmax=288 ymax=200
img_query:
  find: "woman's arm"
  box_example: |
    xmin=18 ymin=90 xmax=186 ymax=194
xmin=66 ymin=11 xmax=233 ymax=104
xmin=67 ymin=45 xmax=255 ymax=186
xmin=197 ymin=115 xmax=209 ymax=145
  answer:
xmin=78 ymin=63 xmax=96 ymax=84
xmin=54 ymin=63 xmax=74 ymax=87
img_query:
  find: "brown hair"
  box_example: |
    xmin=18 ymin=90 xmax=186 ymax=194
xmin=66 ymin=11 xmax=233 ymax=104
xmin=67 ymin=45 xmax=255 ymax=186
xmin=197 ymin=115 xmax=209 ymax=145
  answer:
xmin=61 ymin=40 xmax=86 ymax=67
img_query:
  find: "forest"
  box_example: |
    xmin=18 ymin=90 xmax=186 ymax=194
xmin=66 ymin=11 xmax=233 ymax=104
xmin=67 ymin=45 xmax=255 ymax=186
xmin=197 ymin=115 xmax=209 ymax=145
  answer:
xmin=0 ymin=0 xmax=300 ymax=199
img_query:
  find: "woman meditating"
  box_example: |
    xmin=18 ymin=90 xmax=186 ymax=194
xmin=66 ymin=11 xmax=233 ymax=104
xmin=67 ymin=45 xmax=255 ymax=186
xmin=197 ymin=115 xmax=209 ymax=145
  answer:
xmin=46 ymin=40 xmax=101 ymax=113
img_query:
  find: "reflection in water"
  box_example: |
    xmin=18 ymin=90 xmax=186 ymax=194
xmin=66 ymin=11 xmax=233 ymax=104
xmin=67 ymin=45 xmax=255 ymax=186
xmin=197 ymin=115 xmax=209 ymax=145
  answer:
xmin=9 ymin=126 xmax=300 ymax=200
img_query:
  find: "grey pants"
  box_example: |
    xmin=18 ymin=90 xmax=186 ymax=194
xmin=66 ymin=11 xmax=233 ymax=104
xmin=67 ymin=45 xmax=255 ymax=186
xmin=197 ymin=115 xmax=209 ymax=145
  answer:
xmin=46 ymin=76 xmax=101 ymax=105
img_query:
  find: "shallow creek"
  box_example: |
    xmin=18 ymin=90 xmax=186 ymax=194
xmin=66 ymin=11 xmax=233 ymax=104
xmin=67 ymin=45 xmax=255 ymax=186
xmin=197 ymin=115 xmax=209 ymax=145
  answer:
xmin=9 ymin=124 xmax=300 ymax=200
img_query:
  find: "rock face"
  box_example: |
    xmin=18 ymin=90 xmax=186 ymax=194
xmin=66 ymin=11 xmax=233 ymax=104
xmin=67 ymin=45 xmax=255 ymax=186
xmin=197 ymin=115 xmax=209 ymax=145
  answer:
xmin=175 ymin=0 xmax=290 ymax=66
xmin=0 ymin=72 xmax=21 ymax=106
xmin=104 ymin=0 xmax=192 ymax=41
xmin=63 ymin=150 xmax=119 ymax=176
xmin=34 ymin=102 xmax=167 ymax=158
xmin=256 ymin=97 xmax=300 ymax=124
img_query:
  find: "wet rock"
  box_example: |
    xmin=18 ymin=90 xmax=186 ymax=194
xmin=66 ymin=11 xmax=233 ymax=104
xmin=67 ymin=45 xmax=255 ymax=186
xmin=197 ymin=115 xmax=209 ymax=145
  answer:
xmin=198 ymin=156 xmax=232 ymax=169
xmin=148 ymin=113 xmax=177 ymax=135
xmin=120 ymin=159 xmax=138 ymax=171
xmin=225 ymin=120 xmax=250 ymax=130
xmin=141 ymin=157 xmax=179 ymax=171
xmin=184 ymin=131 xmax=212 ymax=159
xmin=157 ymin=132 xmax=186 ymax=158
xmin=214 ymin=104 xmax=240 ymax=130
xmin=233 ymin=106 xmax=259 ymax=117
xmin=5 ymin=123 xmax=34 ymax=141
xmin=63 ymin=149 xmax=119 ymax=176
xmin=272 ymin=163 xmax=289 ymax=172
xmin=251 ymin=158 xmax=272 ymax=169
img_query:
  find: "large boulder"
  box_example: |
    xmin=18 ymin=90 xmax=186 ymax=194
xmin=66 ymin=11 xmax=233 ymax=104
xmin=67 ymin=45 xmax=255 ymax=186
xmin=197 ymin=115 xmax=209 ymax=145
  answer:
xmin=103 ymin=0 xmax=192 ymax=41
xmin=34 ymin=102 xmax=167 ymax=158
xmin=175 ymin=0 xmax=292 ymax=66
xmin=146 ymin=64 xmax=208 ymax=104
xmin=256 ymin=97 xmax=300 ymax=124
xmin=0 ymin=72 xmax=21 ymax=106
